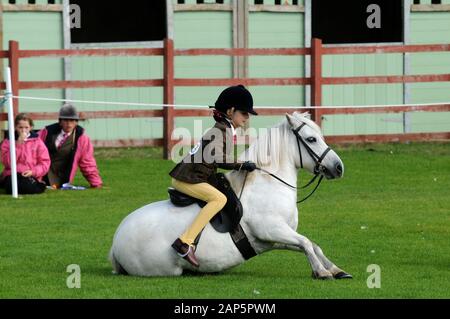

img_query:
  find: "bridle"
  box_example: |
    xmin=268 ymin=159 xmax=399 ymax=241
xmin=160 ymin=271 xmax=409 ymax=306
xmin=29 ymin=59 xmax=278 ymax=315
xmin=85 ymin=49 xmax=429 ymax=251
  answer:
xmin=293 ymin=123 xmax=331 ymax=175
xmin=248 ymin=122 xmax=332 ymax=204
xmin=291 ymin=122 xmax=331 ymax=202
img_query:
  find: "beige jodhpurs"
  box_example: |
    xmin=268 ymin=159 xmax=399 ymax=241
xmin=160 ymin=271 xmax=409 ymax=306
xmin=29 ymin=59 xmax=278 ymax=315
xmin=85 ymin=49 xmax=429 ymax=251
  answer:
xmin=172 ymin=178 xmax=227 ymax=246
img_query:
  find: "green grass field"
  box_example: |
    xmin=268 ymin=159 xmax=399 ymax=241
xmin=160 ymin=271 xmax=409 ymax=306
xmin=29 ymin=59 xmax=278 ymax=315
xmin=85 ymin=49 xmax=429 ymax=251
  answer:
xmin=0 ymin=143 xmax=449 ymax=299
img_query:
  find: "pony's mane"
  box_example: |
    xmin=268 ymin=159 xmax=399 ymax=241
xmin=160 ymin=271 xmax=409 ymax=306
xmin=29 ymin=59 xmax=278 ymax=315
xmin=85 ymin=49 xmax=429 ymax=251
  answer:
xmin=241 ymin=113 xmax=323 ymax=171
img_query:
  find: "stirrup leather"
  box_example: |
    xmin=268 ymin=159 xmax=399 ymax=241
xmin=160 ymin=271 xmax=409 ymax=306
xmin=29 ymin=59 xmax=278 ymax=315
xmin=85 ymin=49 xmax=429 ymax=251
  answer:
xmin=177 ymin=245 xmax=192 ymax=258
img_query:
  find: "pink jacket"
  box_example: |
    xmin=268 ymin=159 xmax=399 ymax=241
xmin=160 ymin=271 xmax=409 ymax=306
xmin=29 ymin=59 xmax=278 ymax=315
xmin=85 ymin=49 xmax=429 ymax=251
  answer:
xmin=39 ymin=126 xmax=103 ymax=188
xmin=1 ymin=132 xmax=51 ymax=181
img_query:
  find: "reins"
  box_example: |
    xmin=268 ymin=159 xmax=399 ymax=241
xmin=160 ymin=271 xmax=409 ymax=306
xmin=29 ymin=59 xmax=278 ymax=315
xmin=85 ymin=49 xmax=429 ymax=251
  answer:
xmin=238 ymin=171 xmax=249 ymax=200
xmin=256 ymin=167 xmax=324 ymax=204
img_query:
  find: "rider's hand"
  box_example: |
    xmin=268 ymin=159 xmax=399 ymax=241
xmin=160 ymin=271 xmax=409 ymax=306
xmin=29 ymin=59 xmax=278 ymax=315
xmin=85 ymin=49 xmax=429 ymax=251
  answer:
xmin=240 ymin=161 xmax=257 ymax=172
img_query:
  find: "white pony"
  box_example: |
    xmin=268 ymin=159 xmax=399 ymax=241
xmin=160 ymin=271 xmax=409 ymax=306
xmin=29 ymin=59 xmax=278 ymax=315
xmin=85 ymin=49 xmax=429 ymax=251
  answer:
xmin=109 ymin=112 xmax=352 ymax=279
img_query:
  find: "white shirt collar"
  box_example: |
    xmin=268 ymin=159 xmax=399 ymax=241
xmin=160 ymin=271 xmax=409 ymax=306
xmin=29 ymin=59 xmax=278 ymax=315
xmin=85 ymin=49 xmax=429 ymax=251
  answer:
xmin=224 ymin=118 xmax=236 ymax=137
xmin=60 ymin=130 xmax=72 ymax=137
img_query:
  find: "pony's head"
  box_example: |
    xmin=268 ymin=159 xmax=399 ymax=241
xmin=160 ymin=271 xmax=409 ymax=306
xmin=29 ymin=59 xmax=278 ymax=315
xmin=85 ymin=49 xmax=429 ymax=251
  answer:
xmin=244 ymin=112 xmax=343 ymax=179
xmin=285 ymin=112 xmax=344 ymax=179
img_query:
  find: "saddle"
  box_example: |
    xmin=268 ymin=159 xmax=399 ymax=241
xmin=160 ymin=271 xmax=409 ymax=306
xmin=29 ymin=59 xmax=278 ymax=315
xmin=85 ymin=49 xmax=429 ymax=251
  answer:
xmin=168 ymin=173 xmax=257 ymax=260
xmin=168 ymin=173 xmax=242 ymax=233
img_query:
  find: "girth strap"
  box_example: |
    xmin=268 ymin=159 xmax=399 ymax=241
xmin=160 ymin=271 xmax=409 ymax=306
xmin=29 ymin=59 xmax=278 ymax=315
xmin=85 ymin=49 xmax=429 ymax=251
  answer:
xmin=193 ymin=223 xmax=257 ymax=260
xmin=230 ymin=224 xmax=257 ymax=260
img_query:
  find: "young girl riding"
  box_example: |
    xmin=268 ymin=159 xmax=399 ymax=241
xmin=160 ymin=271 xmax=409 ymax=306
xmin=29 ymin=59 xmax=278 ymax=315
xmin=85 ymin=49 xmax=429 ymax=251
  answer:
xmin=169 ymin=85 xmax=258 ymax=267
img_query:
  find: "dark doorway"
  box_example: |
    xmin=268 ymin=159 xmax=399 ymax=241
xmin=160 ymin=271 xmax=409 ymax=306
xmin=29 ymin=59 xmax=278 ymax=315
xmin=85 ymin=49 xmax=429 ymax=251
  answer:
xmin=312 ymin=0 xmax=403 ymax=44
xmin=70 ymin=0 xmax=167 ymax=44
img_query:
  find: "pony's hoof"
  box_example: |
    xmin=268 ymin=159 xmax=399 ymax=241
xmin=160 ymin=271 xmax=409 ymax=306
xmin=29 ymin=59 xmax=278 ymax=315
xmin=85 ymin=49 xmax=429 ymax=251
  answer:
xmin=334 ymin=271 xmax=353 ymax=279
xmin=312 ymin=271 xmax=334 ymax=280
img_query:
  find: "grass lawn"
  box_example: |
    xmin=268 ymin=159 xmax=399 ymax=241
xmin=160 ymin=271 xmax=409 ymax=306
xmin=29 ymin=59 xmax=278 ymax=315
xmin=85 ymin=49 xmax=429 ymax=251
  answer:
xmin=0 ymin=143 xmax=449 ymax=299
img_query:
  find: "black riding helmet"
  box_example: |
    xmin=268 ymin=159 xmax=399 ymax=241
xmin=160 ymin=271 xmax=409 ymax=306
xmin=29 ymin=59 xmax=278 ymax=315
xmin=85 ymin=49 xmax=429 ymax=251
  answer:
xmin=213 ymin=85 xmax=258 ymax=115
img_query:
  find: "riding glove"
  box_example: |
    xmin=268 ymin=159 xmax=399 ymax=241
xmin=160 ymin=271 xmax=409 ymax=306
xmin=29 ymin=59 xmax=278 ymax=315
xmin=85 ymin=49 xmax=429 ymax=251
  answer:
xmin=239 ymin=161 xmax=257 ymax=172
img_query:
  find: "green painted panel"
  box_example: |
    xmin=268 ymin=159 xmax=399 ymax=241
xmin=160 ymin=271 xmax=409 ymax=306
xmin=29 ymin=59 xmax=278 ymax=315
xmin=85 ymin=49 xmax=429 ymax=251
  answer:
xmin=248 ymin=11 xmax=305 ymax=131
xmin=175 ymin=56 xmax=233 ymax=78
xmin=2 ymin=12 xmax=64 ymax=116
xmin=249 ymin=13 xmax=304 ymax=48
xmin=249 ymin=56 xmax=304 ymax=78
xmin=323 ymin=53 xmax=404 ymax=105
xmin=79 ymin=118 xmax=163 ymax=141
xmin=321 ymin=51 xmax=404 ymax=135
xmin=251 ymin=86 xmax=304 ymax=107
xmin=320 ymin=11 xmax=450 ymax=136
xmin=70 ymin=48 xmax=164 ymax=140
xmin=173 ymin=11 xmax=233 ymax=138
xmin=408 ymin=11 xmax=450 ymax=133
xmin=410 ymin=12 xmax=450 ymax=104
xmin=174 ymin=0 xmax=233 ymax=4
xmin=174 ymin=12 xmax=233 ymax=49
xmin=174 ymin=87 xmax=227 ymax=108
xmin=1 ymin=0 xmax=62 ymax=4
xmin=323 ymin=113 xmax=404 ymax=136
xmin=175 ymin=0 xmax=222 ymax=4
xmin=409 ymin=112 xmax=450 ymax=133
xmin=411 ymin=13 xmax=450 ymax=44
xmin=248 ymin=0 xmax=304 ymax=4
xmin=68 ymin=86 xmax=164 ymax=140
xmin=174 ymin=116 xmax=215 ymax=140
xmin=173 ymin=10 xmax=233 ymax=84
xmin=2 ymin=13 xmax=63 ymax=51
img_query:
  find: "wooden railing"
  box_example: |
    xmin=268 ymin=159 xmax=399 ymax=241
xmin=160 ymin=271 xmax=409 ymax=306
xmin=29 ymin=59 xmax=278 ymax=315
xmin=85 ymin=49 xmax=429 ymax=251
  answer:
xmin=1 ymin=38 xmax=449 ymax=159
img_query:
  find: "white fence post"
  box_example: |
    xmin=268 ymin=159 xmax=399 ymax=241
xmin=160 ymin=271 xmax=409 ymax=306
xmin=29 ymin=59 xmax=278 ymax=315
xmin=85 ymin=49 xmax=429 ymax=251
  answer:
xmin=5 ymin=67 xmax=18 ymax=198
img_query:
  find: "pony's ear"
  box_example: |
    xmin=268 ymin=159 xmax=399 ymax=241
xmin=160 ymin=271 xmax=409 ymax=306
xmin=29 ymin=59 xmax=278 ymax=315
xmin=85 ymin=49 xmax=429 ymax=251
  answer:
xmin=293 ymin=111 xmax=301 ymax=117
xmin=293 ymin=111 xmax=310 ymax=120
xmin=285 ymin=113 xmax=296 ymax=127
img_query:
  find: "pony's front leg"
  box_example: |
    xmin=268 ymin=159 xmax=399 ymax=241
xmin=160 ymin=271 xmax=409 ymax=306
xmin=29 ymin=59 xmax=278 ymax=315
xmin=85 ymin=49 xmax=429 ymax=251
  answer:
xmin=273 ymin=242 xmax=353 ymax=279
xmin=311 ymin=242 xmax=352 ymax=279
xmin=253 ymin=223 xmax=333 ymax=279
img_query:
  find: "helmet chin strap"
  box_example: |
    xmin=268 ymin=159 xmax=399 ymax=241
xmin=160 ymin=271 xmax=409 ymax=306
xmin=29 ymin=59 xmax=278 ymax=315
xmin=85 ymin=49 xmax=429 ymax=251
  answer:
xmin=226 ymin=107 xmax=241 ymax=129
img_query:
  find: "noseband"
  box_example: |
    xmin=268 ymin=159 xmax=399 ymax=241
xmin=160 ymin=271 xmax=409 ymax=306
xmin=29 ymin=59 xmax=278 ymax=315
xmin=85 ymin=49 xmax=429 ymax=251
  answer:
xmin=255 ymin=122 xmax=331 ymax=203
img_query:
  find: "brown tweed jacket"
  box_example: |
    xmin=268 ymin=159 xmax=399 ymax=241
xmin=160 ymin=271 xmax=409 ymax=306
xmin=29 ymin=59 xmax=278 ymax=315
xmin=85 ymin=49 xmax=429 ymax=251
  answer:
xmin=169 ymin=120 xmax=243 ymax=184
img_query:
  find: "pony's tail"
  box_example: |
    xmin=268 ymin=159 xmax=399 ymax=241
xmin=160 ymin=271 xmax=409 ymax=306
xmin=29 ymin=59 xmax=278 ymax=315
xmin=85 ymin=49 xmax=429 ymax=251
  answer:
xmin=109 ymin=248 xmax=129 ymax=275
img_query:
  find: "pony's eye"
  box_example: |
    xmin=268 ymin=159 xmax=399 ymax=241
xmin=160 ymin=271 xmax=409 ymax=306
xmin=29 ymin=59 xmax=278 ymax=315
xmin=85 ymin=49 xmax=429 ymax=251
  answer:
xmin=306 ymin=137 xmax=317 ymax=143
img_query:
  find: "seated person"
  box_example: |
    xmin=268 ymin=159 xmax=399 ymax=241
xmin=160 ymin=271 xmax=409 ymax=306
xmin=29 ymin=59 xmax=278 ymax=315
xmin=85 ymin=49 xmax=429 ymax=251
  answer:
xmin=1 ymin=113 xmax=50 ymax=194
xmin=38 ymin=104 xmax=103 ymax=189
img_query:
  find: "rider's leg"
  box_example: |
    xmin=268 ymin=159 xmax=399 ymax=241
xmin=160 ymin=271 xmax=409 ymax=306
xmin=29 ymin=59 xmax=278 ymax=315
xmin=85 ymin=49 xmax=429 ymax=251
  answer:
xmin=172 ymin=178 xmax=227 ymax=245
xmin=171 ymin=178 xmax=227 ymax=267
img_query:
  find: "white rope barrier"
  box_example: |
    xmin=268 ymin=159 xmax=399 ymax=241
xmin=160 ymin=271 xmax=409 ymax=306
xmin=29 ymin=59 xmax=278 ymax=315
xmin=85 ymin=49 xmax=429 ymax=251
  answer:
xmin=0 ymin=94 xmax=448 ymax=110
